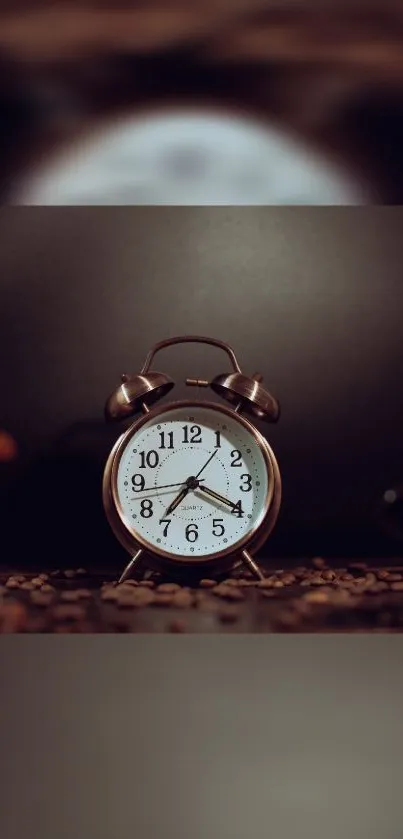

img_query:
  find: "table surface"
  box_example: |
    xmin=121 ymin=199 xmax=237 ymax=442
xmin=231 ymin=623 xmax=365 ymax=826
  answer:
xmin=2 ymin=560 xmax=403 ymax=633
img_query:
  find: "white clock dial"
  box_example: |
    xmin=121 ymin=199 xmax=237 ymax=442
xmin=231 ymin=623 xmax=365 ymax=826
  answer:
xmin=13 ymin=108 xmax=368 ymax=205
xmin=113 ymin=404 xmax=271 ymax=560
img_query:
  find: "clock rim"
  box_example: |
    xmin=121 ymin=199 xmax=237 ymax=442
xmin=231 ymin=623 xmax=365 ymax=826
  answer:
xmin=103 ymin=398 xmax=281 ymax=575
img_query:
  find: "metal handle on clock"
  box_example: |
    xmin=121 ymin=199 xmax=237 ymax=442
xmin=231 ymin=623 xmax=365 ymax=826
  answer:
xmin=140 ymin=335 xmax=242 ymax=374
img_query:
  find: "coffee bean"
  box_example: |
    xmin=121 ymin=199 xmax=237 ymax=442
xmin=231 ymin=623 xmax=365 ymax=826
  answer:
xmin=121 ymin=579 xmax=138 ymax=587
xmin=101 ymin=588 xmax=119 ymax=602
xmin=218 ymin=605 xmax=241 ymax=624
xmin=279 ymin=573 xmax=296 ymax=585
xmin=377 ymin=570 xmax=390 ymax=580
xmin=303 ymin=590 xmax=331 ymax=603
xmin=275 ymin=610 xmax=301 ymax=629
xmin=153 ymin=593 xmax=174 ymax=606
xmin=257 ymin=578 xmax=277 ymax=588
xmin=322 ymin=570 xmax=336 ymax=581
xmin=29 ymin=591 xmax=54 ymax=607
xmin=171 ymin=590 xmax=194 ymax=608
xmin=76 ymin=589 xmax=91 ymax=599
xmin=391 ymin=582 xmax=403 ymax=591
xmin=20 ymin=581 xmax=35 ymax=591
xmin=5 ymin=579 xmax=19 ymax=589
xmin=120 ymin=588 xmax=155 ymax=607
xmin=139 ymin=580 xmax=155 ymax=588
xmin=312 ymin=557 xmax=327 ymax=569
xmin=222 ymin=578 xmax=242 ymax=587
xmin=387 ymin=574 xmax=403 ymax=582
xmin=64 ymin=570 xmax=76 ymax=578
xmin=52 ymin=604 xmax=85 ymax=622
xmin=168 ymin=619 xmax=187 ymax=633
xmin=0 ymin=601 xmax=28 ymax=633
xmin=61 ymin=591 xmax=81 ymax=602
xmin=199 ymin=579 xmax=216 ymax=588
xmin=157 ymin=583 xmax=181 ymax=594
xmin=40 ymin=584 xmax=54 ymax=593
xmin=31 ymin=577 xmax=44 ymax=587
xmin=212 ymin=584 xmax=244 ymax=601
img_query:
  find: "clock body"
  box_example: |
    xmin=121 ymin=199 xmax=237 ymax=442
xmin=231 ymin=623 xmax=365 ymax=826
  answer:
xmin=103 ymin=399 xmax=281 ymax=578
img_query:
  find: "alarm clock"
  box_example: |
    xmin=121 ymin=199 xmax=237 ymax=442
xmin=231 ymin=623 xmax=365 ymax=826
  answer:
xmin=103 ymin=336 xmax=281 ymax=583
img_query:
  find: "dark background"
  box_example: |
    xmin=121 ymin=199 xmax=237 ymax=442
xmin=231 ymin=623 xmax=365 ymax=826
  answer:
xmin=1 ymin=207 xmax=403 ymax=569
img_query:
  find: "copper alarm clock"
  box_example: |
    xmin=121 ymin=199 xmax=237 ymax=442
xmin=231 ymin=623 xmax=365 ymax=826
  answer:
xmin=103 ymin=336 xmax=281 ymax=583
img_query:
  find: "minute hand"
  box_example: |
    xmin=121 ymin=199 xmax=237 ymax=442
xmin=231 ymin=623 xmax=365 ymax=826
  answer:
xmin=197 ymin=484 xmax=237 ymax=510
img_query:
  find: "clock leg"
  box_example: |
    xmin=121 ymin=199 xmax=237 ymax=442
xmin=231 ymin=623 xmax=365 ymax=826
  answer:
xmin=241 ymin=549 xmax=265 ymax=581
xmin=118 ymin=548 xmax=144 ymax=584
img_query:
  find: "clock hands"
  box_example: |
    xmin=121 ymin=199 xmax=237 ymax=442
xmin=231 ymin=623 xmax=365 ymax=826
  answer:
xmin=195 ymin=449 xmax=218 ymax=479
xmin=163 ymin=486 xmax=190 ymax=517
xmin=196 ymin=484 xmax=238 ymax=511
xmin=131 ymin=478 xmax=205 ymax=498
xmin=159 ymin=451 xmax=231 ymax=520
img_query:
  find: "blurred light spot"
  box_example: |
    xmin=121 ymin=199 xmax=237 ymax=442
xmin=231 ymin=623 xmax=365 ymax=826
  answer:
xmin=13 ymin=107 xmax=369 ymax=206
xmin=384 ymin=489 xmax=397 ymax=504
xmin=0 ymin=431 xmax=18 ymax=462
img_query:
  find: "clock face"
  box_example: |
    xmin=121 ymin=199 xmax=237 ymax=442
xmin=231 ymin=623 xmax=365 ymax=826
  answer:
xmin=14 ymin=108 xmax=368 ymax=205
xmin=111 ymin=402 xmax=273 ymax=561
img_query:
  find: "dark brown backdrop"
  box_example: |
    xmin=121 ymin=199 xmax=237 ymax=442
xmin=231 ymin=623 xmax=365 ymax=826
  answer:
xmin=0 ymin=207 xmax=402 ymax=568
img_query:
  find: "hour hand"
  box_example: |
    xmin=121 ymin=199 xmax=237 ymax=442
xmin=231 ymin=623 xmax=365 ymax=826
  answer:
xmin=197 ymin=484 xmax=237 ymax=510
xmin=161 ymin=486 xmax=189 ymax=518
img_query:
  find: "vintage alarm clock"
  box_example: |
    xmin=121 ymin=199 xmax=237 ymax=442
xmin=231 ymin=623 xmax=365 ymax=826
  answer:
xmin=103 ymin=336 xmax=281 ymax=583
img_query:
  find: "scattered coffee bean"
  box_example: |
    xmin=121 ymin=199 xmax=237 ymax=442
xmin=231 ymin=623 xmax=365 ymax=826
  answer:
xmin=303 ymin=590 xmax=331 ymax=603
xmin=29 ymin=591 xmax=54 ymax=607
xmin=119 ymin=588 xmax=155 ymax=607
xmin=279 ymin=573 xmax=296 ymax=585
xmin=322 ymin=570 xmax=336 ymax=581
xmin=76 ymin=589 xmax=91 ymax=599
xmin=171 ymin=590 xmax=194 ymax=608
xmin=168 ymin=619 xmax=187 ymax=633
xmin=157 ymin=583 xmax=181 ymax=594
xmin=40 ymin=584 xmax=54 ymax=593
xmin=348 ymin=562 xmax=368 ymax=572
xmin=138 ymin=580 xmax=155 ymax=588
xmin=199 ymin=579 xmax=216 ymax=588
xmin=31 ymin=577 xmax=44 ymax=587
xmin=153 ymin=593 xmax=175 ymax=606
xmin=257 ymin=578 xmax=276 ymax=588
xmin=218 ymin=605 xmax=241 ymax=624
xmin=391 ymin=582 xmax=403 ymax=591
xmin=60 ymin=591 xmax=81 ymax=602
xmin=52 ymin=605 xmax=85 ymax=621
xmin=101 ymin=588 xmax=119 ymax=602
xmin=5 ymin=579 xmax=19 ymax=589
xmin=312 ymin=557 xmax=327 ymax=569
xmin=212 ymin=584 xmax=245 ymax=601
xmin=387 ymin=574 xmax=403 ymax=582
xmin=0 ymin=601 xmax=28 ymax=632
xmin=20 ymin=581 xmax=35 ymax=591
